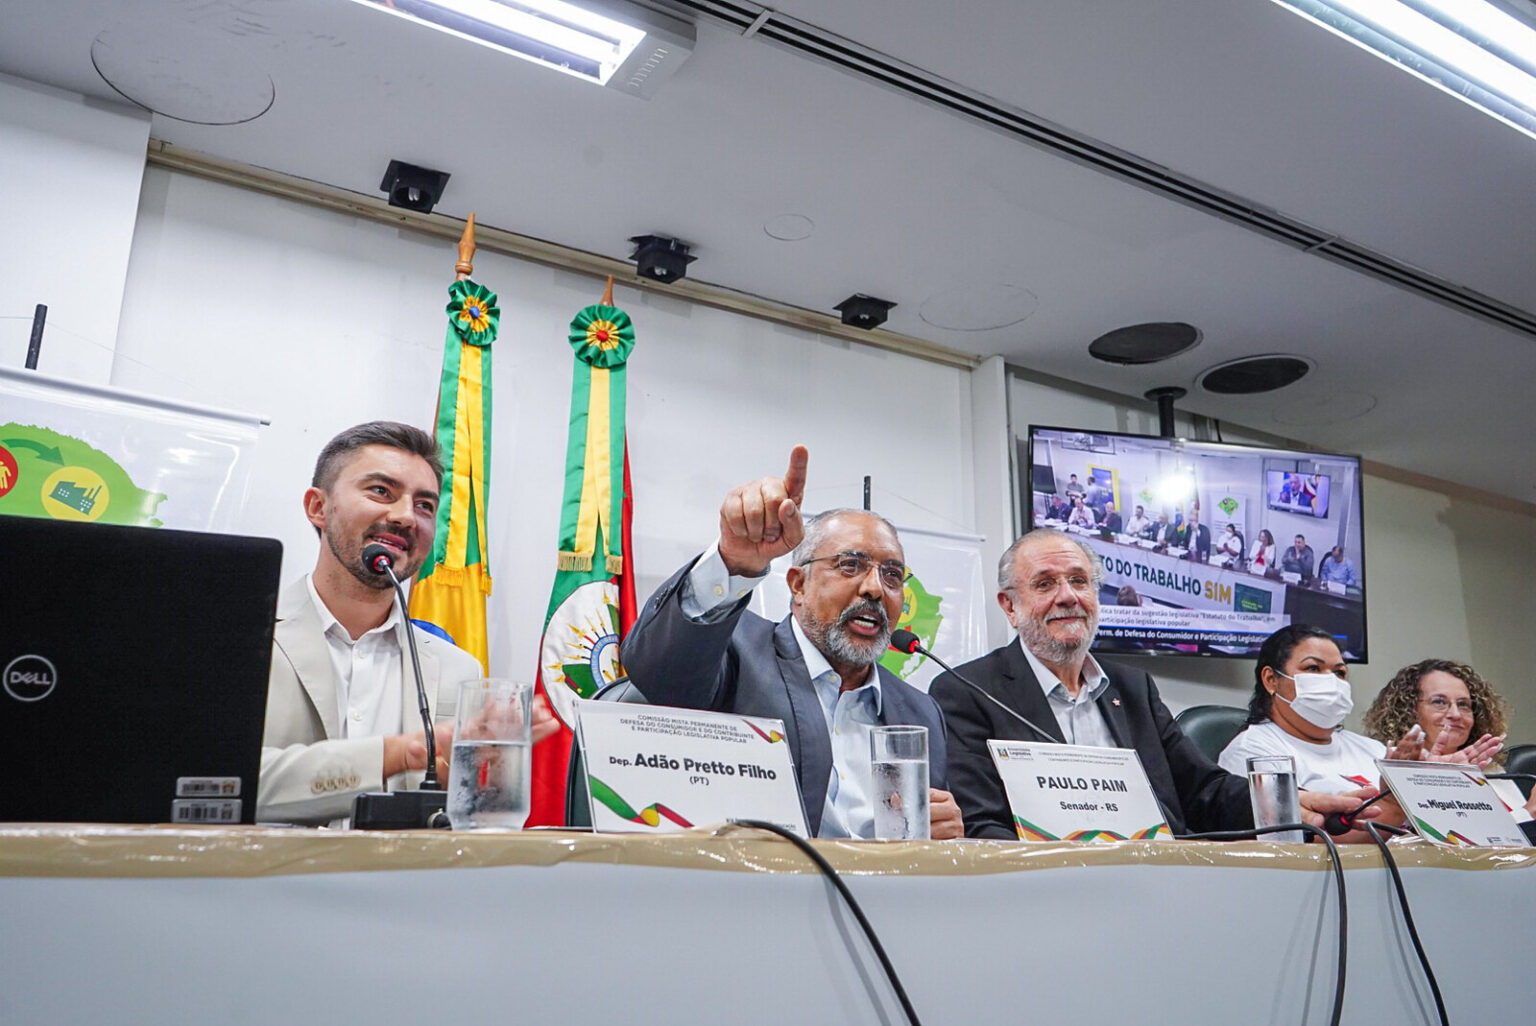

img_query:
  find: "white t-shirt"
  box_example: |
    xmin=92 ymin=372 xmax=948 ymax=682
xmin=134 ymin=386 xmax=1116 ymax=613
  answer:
xmin=1218 ymin=720 xmax=1386 ymax=794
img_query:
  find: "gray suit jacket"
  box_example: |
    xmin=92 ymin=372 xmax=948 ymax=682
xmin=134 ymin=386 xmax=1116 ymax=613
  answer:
xmin=258 ymin=579 xmax=483 ymax=825
xmin=620 ymin=559 xmax=948 ymax=836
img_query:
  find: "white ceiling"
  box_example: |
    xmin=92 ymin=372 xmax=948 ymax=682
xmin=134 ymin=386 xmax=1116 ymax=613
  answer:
xmin=2 ymin=0 xmax=1533 ymax=501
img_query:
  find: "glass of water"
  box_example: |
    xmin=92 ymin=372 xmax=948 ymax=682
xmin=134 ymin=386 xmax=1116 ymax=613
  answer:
xmin=870 ymin=725 xmax=930 ymax=841
xmin=448 ymin=679 xmax=533 ymax=831
xmin=1246 ymin=755 xmax=1304 ymax=843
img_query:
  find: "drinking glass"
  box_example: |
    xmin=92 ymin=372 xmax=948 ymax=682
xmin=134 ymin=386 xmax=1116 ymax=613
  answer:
xmin=870 ymin=725 xmax=930 ymax=840
xmin=447 ymin=679 xmax=533 ymax=831
xmin=1247 ymin=754 xmax=1303 ymax=843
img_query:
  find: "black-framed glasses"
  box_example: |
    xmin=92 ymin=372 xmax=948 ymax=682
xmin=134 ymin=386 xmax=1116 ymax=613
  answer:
xmin=798 ymin=550 xmax=911 ymax=591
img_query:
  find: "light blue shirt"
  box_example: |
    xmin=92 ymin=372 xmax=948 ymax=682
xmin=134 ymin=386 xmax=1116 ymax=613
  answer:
xmin=1318 ymin=554 xmax=1360 ymax=587
xmin=1019 ymin=638 xmax=1116 ymax=749
xmin=790 ymin=616 xmax=883 ymax=839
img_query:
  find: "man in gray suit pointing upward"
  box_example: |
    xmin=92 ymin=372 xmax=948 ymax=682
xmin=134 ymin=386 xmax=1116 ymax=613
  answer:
xmin=621 ymin=446 xmax=963 ymax=839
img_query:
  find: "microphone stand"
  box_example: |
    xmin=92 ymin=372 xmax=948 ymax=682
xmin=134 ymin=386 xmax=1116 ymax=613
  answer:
xmin=890 ymin=631 xmax=1058 ymax=744
xmin=353 ymin=547 xmax=452 ymax=830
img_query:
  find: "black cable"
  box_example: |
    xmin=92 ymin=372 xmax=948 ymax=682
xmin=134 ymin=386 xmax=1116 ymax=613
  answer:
xmin=1365 ymin=822 xmax=1449 ymax=1026
xmin=1179 ymin=823 xmax=1347 ymax=1026
xmin=730 ymin=819 xmax=923 ymax=1026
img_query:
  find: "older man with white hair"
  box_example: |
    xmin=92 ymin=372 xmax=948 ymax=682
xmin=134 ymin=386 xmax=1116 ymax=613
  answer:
xmin=931 ymin=529 xmax=1376 ymax=839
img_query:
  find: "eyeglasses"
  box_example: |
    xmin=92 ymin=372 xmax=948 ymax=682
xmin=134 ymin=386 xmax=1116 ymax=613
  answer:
xmin=799 ymin=551 xmax=911 ymax=591
xmin=1024 ymin=574 xmax=1096 ymax=596
xmin=1421 ymin=696 xmax=1474 ymax=715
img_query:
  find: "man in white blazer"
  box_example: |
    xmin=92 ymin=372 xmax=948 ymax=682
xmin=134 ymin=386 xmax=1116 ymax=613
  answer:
xmin=258 ymin=422 xmax=487 ymax=825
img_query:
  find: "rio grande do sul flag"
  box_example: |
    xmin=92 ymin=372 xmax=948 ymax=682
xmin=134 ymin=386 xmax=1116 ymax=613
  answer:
xmin=409 ymin=217 xmax=496 ymax=671
xmin=527 ymin=279 xmax=638 ymax=826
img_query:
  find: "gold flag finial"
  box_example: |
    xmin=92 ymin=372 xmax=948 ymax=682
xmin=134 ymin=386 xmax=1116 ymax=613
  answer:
xmin=456 ymin=214 xmax=477 ymax=279
xmin=601 ymin=275 xmax=614 ymax=306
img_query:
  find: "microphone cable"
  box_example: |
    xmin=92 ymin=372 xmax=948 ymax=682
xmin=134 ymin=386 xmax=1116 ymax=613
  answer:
xmin=890 ymin=629 xmax=1057 ymax=743
xmin=730 ymin=819 xmax=923 ymax=1026
xmin=1179 ymin=823 xmax=1348 ymax=1026
xmin=1362 ymin=821 xmax=1448 ymax=1026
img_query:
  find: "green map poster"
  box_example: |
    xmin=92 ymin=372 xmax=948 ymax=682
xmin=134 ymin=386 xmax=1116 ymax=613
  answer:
xmin=0 ymin=423 xmax=166 ymax=526
xmin=0 ymin=366 xmax=263 ymax=532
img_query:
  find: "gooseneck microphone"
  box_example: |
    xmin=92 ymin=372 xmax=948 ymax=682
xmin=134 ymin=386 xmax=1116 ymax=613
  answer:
xmin=889 ymin=629 xmax=1057 ymax=744
xmin=351 ymin=542 xmax=451 ymax=829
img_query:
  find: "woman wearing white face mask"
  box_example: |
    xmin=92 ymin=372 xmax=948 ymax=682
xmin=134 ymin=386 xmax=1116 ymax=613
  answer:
xmin=1218 ymin=624 xmax=1389 ymax=795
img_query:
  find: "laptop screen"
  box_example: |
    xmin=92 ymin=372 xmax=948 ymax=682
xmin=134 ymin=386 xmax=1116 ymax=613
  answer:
xmin=0 ymin=515 xmax=281 ymax=824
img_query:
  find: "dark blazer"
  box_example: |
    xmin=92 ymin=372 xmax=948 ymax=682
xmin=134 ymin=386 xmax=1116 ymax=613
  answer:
xmin=1180 ymin=522 xmax=1211 ymax=560
xmin=930 ymin=640 xmax=1250 ymax=838
xmin=621 ymin=559 xmax=948 ymax=836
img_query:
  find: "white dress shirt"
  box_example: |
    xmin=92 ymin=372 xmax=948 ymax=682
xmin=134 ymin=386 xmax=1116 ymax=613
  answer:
xmin=305 ymin=575 xmax=405 ymax=742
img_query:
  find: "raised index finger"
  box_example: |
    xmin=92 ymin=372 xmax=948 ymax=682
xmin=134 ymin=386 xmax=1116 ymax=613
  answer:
xmin=783 ymin=445 xmax=809 ymax=505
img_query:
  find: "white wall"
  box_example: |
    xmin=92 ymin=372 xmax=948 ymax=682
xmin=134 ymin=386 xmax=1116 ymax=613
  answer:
xmin=1009 ymin=370 xmax=1536 ymax=741
xmin=8 ymin=68 xmax=1529 ymax=747
xmin=114 ymin=167 xmax=978 ymax=681
xmin=0 ymin=73 xmax=149 ymax=383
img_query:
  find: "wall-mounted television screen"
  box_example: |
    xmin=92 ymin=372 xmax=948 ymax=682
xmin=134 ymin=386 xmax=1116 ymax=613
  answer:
xmin=1026 ymin=425 xmax=1367 ymax=660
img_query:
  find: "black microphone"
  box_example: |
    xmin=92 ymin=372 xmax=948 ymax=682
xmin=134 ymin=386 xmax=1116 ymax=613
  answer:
xmin=351 ymin=541 xmax=450 ymax=830
xmin=364 ymin=545 xmax=393 ymax=576
xmin=1323 ymin=787 xmax=1394 ymax=836
xmin=889 ymin=629 xmax=1057 ymax=744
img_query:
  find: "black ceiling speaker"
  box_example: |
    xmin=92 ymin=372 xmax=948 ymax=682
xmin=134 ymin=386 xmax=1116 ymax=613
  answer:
xmin=834 ymin=294 xmax=896 ymax=329
xmin=1089 ymin=322 xmax=1202 ymax=364
xmin=1200 ymin=356 xmax=1311 ymax=394
xmin=379 ymin=160 xmax=451 ymax=213
xmin=628 ymin=235 xmax=696 ymax=283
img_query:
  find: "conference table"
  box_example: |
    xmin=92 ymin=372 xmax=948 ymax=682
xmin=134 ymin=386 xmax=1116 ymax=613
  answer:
xmin=3 ymin=825 xmax=1530 ymax=1024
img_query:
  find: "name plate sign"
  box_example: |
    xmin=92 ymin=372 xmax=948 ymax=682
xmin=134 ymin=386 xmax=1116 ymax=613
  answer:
xmin=987 ymin=740 xmax=1171 ymax=841
xmin=1376 ymin=759 xmax=1528 ymax=847
xmin=576 ymin=701 xmax=808 ymax=836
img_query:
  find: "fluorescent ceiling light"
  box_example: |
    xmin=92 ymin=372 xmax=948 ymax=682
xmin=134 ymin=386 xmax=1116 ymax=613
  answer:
xmin=1271 ymin=0 xmax=1536 ymax=140
xmin=347 ymin=0 xmax=692 ymax=96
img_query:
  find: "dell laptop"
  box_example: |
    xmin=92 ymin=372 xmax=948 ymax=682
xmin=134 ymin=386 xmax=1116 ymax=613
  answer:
xmin=0 ymin=515 xmax=282 ymax=824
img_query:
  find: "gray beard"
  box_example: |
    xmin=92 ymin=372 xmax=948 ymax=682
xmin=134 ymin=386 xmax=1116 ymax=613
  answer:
xmin=801 ymin=600 xmax=890 ymax=669
xmin=1018 ymin=612 xmax=1097 ymax=664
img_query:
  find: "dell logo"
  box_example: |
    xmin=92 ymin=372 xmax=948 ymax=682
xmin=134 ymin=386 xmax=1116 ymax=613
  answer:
xmin=4 ymin=655 xmax=58 ymax=702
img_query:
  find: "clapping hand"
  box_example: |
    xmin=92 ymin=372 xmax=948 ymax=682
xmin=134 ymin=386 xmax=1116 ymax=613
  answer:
xmin=1430 ymin=729 xmax=1504 ymax=769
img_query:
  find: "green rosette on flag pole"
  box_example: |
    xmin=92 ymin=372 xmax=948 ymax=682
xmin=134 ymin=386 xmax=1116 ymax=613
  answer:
xmin=538 ymin=302 xmax=635 ymax=727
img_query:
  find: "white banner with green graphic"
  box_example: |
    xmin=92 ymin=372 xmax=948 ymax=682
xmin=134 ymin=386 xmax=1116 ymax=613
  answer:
xmin=748 ymin=525 xmax=989 ymax=691
xmin=0 ymin=367 xmax=262 ymax=531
